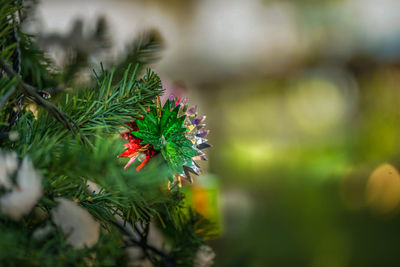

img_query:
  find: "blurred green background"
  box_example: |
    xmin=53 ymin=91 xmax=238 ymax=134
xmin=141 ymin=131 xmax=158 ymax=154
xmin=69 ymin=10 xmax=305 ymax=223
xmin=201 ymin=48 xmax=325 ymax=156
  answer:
xmin=27 ymin=0 xmax=400 ymax=266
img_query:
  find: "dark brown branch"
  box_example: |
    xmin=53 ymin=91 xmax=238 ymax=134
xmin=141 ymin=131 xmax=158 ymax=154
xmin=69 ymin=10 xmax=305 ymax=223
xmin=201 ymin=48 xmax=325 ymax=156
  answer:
xmin=0 ymin=59 xmax=82 ymax=138
xmin=112 ymin=221 xmax=175 ymax=267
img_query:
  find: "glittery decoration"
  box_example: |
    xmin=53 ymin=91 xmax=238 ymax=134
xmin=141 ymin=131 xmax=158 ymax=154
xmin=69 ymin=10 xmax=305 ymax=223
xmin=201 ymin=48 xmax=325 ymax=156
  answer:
xmin=119 ymin=95 xmax=210 ymax=183
xmin=118 ymin=121 xmax=158 ymax=171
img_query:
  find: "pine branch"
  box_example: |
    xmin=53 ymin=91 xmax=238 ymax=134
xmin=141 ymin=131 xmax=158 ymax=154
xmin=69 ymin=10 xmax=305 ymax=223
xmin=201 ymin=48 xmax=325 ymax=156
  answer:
xmin=0 ymin=2 xmax=216 ymax=267
xmin=112 ymin=220 xmax=175 ymax=267
xmin=19 ymin=33 xmax=59 ymax=90
xmin=11 ymin=9 xmax=21 ymax=74
xmin=112 ymin=30 xmax=164 ymax=83
xmin=0 ymin=76 xmax=18 ymax=109
xmin=0 ymin=59 xmax=82 ymax=139
xmin=60 ymin=66 xmax=163 ymax=138
xmin=0 ymin=0 xmax=21 ymax=61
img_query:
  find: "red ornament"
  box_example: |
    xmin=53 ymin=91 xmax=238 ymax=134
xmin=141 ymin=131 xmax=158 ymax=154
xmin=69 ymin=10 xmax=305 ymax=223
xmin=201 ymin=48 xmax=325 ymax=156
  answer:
xmin=118 ymin=121 xmax=157 ymax=171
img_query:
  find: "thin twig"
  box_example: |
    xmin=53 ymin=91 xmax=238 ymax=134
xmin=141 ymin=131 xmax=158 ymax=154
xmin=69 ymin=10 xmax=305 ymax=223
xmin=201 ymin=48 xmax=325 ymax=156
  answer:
xmin=12 ymin=5 xmax=21 ymax=75
xmin=112 ymin=221 xmax=175 ymax=267
xmin=0 ymin=59 xmax=86 ymax=142
xmin=143 ymin=222 xmax=150 ymax=243
xmin=0 ymin=83 xmax=17 ymax=109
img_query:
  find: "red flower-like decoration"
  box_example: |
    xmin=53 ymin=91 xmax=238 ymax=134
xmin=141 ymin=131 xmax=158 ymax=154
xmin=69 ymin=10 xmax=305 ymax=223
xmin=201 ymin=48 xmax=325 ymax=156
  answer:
xmin=118 ymin=121 xmax=158 ymax=171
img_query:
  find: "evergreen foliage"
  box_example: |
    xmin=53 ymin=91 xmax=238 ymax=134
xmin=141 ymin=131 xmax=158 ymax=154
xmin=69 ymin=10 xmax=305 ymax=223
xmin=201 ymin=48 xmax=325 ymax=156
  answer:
xmin=0 ymin=1 xmax=215 ymax=266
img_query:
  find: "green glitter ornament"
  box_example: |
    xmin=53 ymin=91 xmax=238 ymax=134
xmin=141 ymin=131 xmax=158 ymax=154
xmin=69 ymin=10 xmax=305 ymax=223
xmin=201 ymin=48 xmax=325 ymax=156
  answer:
xmin=132 ymin=97 xmax=206 ymax=182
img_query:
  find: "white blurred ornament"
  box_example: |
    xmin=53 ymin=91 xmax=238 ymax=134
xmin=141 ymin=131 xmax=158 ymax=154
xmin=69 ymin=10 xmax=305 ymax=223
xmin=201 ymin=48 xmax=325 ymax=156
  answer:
xmin=194 ymin=245 xmax=215 ymax=267
xmin=0 ymin=154 xmax=42 ymax=220
xmin=0 ymin=150 xmax=18 ymax=189
xmin=52 ymin=198 xmax=100 ymax=248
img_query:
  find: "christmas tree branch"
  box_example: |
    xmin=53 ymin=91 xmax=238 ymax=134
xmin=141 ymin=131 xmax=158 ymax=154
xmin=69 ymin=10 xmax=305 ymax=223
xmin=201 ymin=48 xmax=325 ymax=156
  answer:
xmin=0 ymin=59 xmax=80 ymax=137
xmin=0 ymin=78 xmax=17 ymax=109
xmin=112 ymin=220 xmax=175 ymax=267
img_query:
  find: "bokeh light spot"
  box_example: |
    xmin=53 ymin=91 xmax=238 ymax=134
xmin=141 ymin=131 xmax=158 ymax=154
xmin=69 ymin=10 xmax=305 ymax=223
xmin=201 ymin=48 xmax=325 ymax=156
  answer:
xmin=366 ymin=163 xmax=400 ymax=214
xmin=287 ymin=77 xmax=346 ymax=135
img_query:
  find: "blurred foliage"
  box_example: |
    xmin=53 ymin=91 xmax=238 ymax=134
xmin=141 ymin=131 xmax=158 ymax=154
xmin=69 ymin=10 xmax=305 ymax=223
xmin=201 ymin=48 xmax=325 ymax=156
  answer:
xmin=207 ymin=61 xmax=400 ymax=266
xmin=111 ymin=30 xmax=164 ymax=84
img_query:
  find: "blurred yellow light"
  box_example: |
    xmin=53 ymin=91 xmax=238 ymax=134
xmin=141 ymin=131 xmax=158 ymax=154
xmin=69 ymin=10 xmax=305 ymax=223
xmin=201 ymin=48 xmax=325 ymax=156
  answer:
xmin=366 ymin=163 xmax=400 ymax=214
xmin=232 ymin=141 xmax=274 ymax=170
xmin=287 ymin=78 xmax=345 ymax=135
